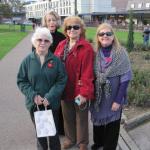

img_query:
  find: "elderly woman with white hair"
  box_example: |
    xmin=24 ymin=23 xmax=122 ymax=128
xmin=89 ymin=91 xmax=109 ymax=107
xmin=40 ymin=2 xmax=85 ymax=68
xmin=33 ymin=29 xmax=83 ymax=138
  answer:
xmin=17 ymin=27 xmax=67 ymax=150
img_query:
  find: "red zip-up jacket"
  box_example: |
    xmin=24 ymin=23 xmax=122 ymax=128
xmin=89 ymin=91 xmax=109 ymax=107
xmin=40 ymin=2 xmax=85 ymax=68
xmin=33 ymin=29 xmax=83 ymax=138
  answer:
xmin=54 ymin=37 xmax=94 ymax=101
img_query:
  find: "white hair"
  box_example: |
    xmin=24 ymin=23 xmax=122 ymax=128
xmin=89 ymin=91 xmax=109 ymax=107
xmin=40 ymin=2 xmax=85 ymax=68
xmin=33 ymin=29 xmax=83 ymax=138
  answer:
xmin=31 ymin=27 xmax=53 ymax=47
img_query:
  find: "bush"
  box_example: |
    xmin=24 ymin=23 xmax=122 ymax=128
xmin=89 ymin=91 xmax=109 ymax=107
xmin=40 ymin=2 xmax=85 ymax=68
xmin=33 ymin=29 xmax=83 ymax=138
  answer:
xmin=143 ymin=53 xmax=150 ymax=60
xmin=133 ymin=44 xmax=150 ymax=51
xmin=128 ymin=69 xmax=150 ymax=106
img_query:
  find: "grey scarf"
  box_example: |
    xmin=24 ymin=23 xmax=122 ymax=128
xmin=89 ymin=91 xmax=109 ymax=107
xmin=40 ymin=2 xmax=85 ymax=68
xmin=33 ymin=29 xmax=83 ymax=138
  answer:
xmin=94 ymin=46 xmax=131 ymax=112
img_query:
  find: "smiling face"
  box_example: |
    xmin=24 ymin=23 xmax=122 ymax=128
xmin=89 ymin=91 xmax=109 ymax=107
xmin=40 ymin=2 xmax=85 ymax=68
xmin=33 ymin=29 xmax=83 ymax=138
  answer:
xmin=66 ymin=22 xmax=81 ymax=40
xmin=35 ymin=35 xmax=51 ymax=55
xmin=45 ymin=14 xmax=57 ymax=32
xmin=97 ymin=28 xmax=114 ymax=47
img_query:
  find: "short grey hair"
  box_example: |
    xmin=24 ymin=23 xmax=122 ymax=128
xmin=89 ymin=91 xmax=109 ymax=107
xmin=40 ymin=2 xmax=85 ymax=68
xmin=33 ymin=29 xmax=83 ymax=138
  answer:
xmin=31 ymin=27 xmax=53 ymax=47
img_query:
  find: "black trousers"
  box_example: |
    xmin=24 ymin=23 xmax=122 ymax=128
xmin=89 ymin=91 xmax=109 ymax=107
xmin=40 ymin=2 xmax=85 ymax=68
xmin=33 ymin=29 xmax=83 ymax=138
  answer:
xmin=93 ymin=119 xmax=121 ymax=150
xmin=58 ymin=105 xmax=64 ymax=135
xmin=30 ymin=105 xmax=61 ymax=150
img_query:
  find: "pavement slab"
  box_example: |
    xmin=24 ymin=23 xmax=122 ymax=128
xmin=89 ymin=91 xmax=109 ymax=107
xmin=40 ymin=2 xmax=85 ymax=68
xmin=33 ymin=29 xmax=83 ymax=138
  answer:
xmin=128 ymin=121 xmax=150 ymax=150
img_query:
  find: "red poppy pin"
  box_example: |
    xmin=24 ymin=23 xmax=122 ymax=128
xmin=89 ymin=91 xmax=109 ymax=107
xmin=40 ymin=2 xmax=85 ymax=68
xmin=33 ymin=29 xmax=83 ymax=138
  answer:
xmin=47 ymin=60 xmax=53 ymax=68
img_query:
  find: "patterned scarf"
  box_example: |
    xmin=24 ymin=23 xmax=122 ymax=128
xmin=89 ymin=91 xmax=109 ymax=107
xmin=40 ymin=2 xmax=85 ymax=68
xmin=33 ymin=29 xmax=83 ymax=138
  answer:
xmin=94 ymin=46 xmax=131 ymax=112
xmin=62 ymin=40 xmax=70 ymax=62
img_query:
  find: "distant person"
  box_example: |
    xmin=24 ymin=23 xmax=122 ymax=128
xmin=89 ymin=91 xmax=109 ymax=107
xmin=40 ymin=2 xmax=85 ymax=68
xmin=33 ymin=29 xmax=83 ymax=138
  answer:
xmin=13 ymin=20 xmax=15 ymax=25
xmin=143 ymin=24 xmax=150 ymax=46
xmin=90 ymin=23 xmax=132 ymax=150
xmin=32 ymin=22 xmax=36 ymax=30
xmin=17 ymin=27 xmax=67 ymax=150
xmin=54 ymin=16 xmax=94 ymax=150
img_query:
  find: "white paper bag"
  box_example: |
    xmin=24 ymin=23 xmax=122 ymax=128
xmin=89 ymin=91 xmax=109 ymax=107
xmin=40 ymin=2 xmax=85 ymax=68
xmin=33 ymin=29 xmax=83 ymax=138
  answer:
xmin=34 ymin=109 xmax=56 ymax=137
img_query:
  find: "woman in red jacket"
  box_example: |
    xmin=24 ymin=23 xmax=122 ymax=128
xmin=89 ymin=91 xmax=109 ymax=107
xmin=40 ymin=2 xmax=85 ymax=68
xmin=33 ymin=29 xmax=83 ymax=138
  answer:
xmin=54 ymin=16 xmax=94 ymax=150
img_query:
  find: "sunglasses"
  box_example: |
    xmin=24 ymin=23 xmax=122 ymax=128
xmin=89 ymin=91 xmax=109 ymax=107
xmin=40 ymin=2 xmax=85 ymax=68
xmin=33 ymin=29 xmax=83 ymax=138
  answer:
xmin=36 ymin=39 xmax=50 ymax=43
xmin=66 ymin=25 xmax=80 ymax=30
xmin=98 ymin=32 xmax=113 ymax=37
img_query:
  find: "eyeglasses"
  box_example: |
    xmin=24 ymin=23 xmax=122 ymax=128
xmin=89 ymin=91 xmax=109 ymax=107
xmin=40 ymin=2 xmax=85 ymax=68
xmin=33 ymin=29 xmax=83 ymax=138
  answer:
xmin=66 ymin=25 xmax=80 ymax=30
xmin=36 ymin=39 xmax=50 ymax=43
xmin=97 ymin=32 xmax=113 ymax=37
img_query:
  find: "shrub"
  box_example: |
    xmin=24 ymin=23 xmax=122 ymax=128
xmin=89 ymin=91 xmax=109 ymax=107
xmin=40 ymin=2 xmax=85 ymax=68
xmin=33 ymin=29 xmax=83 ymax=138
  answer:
xmin=143 ymin=53 xmax=150 ymax=60
xmin=128 ymin=69 xmax=150 ymax=106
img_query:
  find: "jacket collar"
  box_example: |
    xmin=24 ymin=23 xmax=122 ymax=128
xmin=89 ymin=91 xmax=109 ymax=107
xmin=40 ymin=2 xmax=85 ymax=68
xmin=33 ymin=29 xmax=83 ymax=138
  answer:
xmin=30 ymin=51 xmax=54 ymax=61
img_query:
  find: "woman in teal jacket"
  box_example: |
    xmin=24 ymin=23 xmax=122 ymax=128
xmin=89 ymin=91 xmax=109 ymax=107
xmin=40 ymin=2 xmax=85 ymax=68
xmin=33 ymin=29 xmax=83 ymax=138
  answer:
xmin=17 ymin=27 xmax=67 ymax=150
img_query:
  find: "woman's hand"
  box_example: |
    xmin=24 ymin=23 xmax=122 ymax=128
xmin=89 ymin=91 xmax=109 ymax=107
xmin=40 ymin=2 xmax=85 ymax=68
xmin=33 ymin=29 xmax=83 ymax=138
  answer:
xmin=111 ymin=102 xmax=120 ymax=111
xmin=75 ymin=94 xmax=86 ymax=105
xmin=34 ymin=95 xmax=43 ymax=105
xmin=42 ymin=98 xmax=49 ymax=107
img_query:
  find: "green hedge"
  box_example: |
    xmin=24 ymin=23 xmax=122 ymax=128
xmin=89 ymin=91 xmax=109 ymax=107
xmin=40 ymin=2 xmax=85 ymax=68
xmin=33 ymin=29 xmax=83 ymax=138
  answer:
xmin=128 ymin=69 xmax=150 ymax=106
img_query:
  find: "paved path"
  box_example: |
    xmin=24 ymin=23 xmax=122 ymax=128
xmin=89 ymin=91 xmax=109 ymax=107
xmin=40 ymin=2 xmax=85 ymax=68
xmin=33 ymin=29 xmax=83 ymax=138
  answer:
xmin=0 ymin=33 xmax=36 ymax=150
xmin=128 ymin=121 xmax=150 ymax=150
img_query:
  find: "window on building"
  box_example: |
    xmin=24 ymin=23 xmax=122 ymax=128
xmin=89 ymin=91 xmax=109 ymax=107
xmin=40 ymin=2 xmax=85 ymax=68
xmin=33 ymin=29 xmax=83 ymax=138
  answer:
xmin=66 ymin=8 xmax=68 ymax=14
xmin=131 ymin=4 xmax=135 ymax=9
xmin=146 ymin=3 xmax=150 ymax=8
xmin=69 ymin=7 xmax=71 ymax=14
xmin=56 ymin=1 xmax=58 ymax=7
xmin=138 ymin=3 xmax=142 ymax=8
xmin=49 ymin=3 xmax=52 ymax=9
xmin=63 ymin=8 xmax=65 ymax=15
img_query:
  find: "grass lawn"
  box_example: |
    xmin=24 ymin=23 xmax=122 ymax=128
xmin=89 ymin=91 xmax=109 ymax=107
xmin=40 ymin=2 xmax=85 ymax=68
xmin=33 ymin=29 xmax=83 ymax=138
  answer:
xmin=0 ymin=32 xmax=28 ymax=59
xmin=0 ymin=24 xmax=32 ymax=59
xmin=0 ymin=25 xmax=144 ymax=60
xmin=0 ymin=24 xmax=32 ymax=32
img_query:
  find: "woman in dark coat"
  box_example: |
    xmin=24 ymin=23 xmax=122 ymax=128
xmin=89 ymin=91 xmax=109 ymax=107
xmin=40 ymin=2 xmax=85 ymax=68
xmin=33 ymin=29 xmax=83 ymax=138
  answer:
xmin=17 ymin=27 xmax=67 ymax=150
xmin=90 ymin=23 xmax=132 ymax=150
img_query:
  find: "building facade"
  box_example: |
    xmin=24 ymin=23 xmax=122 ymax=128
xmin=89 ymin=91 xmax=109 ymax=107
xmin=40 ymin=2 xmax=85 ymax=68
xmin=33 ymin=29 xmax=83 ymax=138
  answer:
xmin=24 ymin=0 xmax=115 ymax=20
xmin=24 ymin=0 xmax=150 ymax=25
xmin=127 ymin=0 xmax=150 ymax=24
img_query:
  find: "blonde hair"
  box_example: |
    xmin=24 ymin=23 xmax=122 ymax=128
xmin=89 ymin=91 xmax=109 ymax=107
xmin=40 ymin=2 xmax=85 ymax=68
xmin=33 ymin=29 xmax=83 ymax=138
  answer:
xmin=42 ymin=11 xmax=61 ymax=28
xmin=63 ymin=16 xmax=86 ymax=38
xmin=95 ymin=23 xmax=120 ymax=52
xmin=31 ymin=27 xmax=53 ymax=47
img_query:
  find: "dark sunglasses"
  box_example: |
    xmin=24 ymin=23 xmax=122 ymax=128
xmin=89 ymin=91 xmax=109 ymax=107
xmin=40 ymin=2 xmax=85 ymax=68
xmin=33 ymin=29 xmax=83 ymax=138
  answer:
xmin=36 ymin=39 xmax=50 ymax=43
xmin=66 ymin=25 xmax=80 ymax=30
xmin=98 ymin=32 xmax=113 ymax=37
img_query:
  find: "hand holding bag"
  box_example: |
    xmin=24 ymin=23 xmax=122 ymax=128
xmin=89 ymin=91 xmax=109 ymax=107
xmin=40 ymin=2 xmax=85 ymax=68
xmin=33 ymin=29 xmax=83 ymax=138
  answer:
xmin=34 ymin=105 xmax=56 ymax=137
